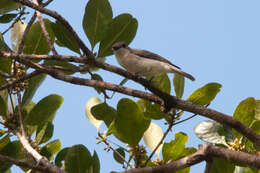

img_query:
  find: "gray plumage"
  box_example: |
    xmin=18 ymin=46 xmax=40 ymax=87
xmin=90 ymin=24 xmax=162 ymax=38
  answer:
xmin=112 ymin=42 xmax=195 ymax=81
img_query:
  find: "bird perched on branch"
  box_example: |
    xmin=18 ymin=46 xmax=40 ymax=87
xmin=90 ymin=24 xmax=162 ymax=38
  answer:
xmin=112 ymin=42 xmax=195 ymax=81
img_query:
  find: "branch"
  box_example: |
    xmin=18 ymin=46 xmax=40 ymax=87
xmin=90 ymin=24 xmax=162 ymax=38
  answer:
xmin=0 ymin=153 xmax=52 ymax=172
xmin=1 ymin=51 xmax=260 ymax=148
xmin=113 ymin=144 xmax=260 ymax=173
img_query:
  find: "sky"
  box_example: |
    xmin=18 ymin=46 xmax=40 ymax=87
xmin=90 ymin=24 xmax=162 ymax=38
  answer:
xmin=2 ymin=0 xmax=260 ymax=172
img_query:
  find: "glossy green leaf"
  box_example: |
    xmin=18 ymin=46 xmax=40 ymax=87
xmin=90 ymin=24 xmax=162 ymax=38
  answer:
xmin=173 ymin=73 xmax=185 ymax=98
xmin=0 ymin=0 xmax=21 ymax=14
xmin=89 ymin=151 xmax=100 ymax=173
xmin=98 ymin=14 xmax=138 ymax=57
xmin=65 ymin=145 xmax=92 ymax=173
xmin=151 ymin=73 xmax=171 ymax=94
xmin=40 ymin=139 xmax=61 ymax=160
xmin=25 ymin=94 xmax=63 ymax=126
xmin=194 ymin=120 xmax=228 ymax=145
xmin=91 ymin=102 xmax=116 ymax=127
xmin=233 ymin=97 xmax=256 ymax=128
xmin=115 ymin=98 xmax=150 ymax=146
xmin=255 ymin=100 xmax=260 ymax=120
xmin=242 ymin=120 xmax=260 ymax=152
xmin=0 ymin=57 xmax=12 ymax=74
xmin=137 ymin=99 xmax=165 ymax=120
xmin=211 ymin=158 xmax=235 ymax=173
xmin=35 ymin=122 xmax=54 ymax=145
xmin=82 ymin=0 xmax=113 ymax=49
xmin=23 ymin=19 xmax=55 ymax=54
xmin=55 ymin=147 xmax=69 ymax=167
xmin=162 ymin=132 xmax=188 ymax=162
xmin=52 ymin=21 xmax=80 ymax=53
xmin=113 ymin=147 xmax=125 ymax=164
xmin=44 ymin=60 xmax=77 ymax=75
xmin=0 ymin=141 xmax=22 ymax=172
xmin=22 ymin=74 xmax=46 ymax=106
xmin=0 ymin=13 xmax=17 ymax=23
xmin=0 ymin=135 xmax=10 ymax=150
xmin=187 ymin=82 xmax=222 ymax=105
xmin=0 ymin=33 xmax=4 ymax=50
xmin=0 ymin=95 xmax=7 ymax=117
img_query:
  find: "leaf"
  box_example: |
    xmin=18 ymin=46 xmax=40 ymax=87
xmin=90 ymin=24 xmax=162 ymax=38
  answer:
xmin=254 ymin=100 xmax=260 ymax=120
xmin=23 ymin=19 xmax=55 ymax=54
xmin=0 ymin=0 xmax=21 ymax=14
xmin=233 ymin=97 xmax=256 ymax=128
xmin=137 ymin=99 xmax=165 ymax=120
xmin=194 ymin=120 xmax=228 ymax=145
xmin=187 ymin=82 xmax=222 ymax=105
xmin=113 ymin=148 xmax=125 ymax=164
xmin=91 ymin=74 xmax=104 ymax=94
xmin=11 ymin=20 xmax=26 ymax=52
xmin=52 ymin=21 xmax=80 ymax=54
xmin=151 ymin=73 xmax=171 ymax=94
xmin=40 ymin=139 xmax=61 ymax=160
xmin=98 ymin=14 xmax=138 ymax=57
xmin=0 ymin=135 xmax=10 ymax=150
xmin=0 ymin=95 xmax=7 ymax=117
xmin=115 ymin=98 xmax=150 ymax=146
xmin=22 ymin=74 xmax=46 ymax=106
xmin=35 ymin=122 xmax=54 ymax=145
xmin=143 ymin=122 xmax=163 ymax=158
xmin=85 ymin=97 xmax=103 ymax=130
xmin=173 ymin=73 xmax=185 ymax=98
xmin=0 ymin=33 xmax=4 ymax=50
xmin=0 ymin=13 xmax=17 ymax=23
xmin=0 ymin=141 xmax=22 ymax=172
xmin=162 ymin=132 xmax=188 ymax=162
xmin=0 ymin=57 xmax=12 ymax=74
xmin=82 ymin=0 xmax=113 ymax=49
xmin=25 ymin=94 xmax=63 ymax=126
xmin=90 ymin=102 xmax=116 ymax=127
xmin=65 ymin=145 xmax=92 ymax=173
xmin=211 ymin=158 xmax=235 ymax=173
xmin=55 ymin=147 xmax=69 ymax=167
xmin=89 ymin=151 xmax=100 ymax=173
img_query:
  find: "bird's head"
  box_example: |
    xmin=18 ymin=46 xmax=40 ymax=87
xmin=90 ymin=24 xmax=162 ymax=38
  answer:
xmin=112 ymin=42 xmax=128 ymax=51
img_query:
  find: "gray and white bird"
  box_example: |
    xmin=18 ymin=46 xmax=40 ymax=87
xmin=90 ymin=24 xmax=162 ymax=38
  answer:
xmin=112 ymin=42 xmax=195 ymax=81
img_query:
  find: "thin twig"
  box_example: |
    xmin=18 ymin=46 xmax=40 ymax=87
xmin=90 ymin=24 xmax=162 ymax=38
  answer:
xmin=98 ymin=133 xmax=133 ymax=169
xmin=16 ymin=91 xmax=26 ymax=136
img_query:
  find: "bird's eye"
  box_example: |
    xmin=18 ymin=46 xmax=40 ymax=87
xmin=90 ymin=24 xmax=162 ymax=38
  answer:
xmin=122 ymin=43 xmax=126 ymax=48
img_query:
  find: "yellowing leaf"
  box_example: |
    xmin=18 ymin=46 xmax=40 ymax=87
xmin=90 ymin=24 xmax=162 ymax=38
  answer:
xmin=11 ymin=20 xmax=26 ymax=52
xmin=85 ymin=97 xmax=103 ymax=131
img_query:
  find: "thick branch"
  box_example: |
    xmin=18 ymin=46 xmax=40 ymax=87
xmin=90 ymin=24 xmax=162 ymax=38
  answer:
xmin=114 ymin=144 xmax=260 ymax=173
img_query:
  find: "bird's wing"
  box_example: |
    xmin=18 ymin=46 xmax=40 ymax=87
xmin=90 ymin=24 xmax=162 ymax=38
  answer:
xmin=131 ymin=49 xmax=181 ymax=69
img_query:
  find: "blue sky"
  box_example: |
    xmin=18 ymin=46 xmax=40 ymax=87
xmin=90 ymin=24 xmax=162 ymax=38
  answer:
xmin=2 ymin=0 xmax=260 ymax=172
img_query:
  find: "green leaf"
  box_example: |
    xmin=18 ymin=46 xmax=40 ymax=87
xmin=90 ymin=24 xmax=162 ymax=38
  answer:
xmin=91 ymin=74 xmax=104 ymax=94
xmin=25 ymin=94 xmax=63 ymax=126
xmin=35 ymin=122 xmax=54 ymax=145
xmin=162 ymin=132 xmax=188 ymax=162
xmin=0 ymin=135 xmax=10 ymax=150
xmin=0 ymin=57 xmax=12 ymax=74
xmin=98 ymin=14 xmax=138 ymax=57
xmin=89 ymin=151 xmax=100 ymax=173
xmin=113 ymin=147 xmax=125 ymax=164
xmin=233 ymin=97 xmax=256 ymax=128
xmin=65 ymin=145 xmax=92 ymax=173
xmin=115 ymin=98 xmax=150 ymax=146
xmin=22 ymin=74 xmax=46 ymax=106
xmin=40 ymin=139 xmax=61 ymax=160
xmin=0 ymin=0 xmax=21 ymax=14
xmin=194 ymin=120 xmax=229 ymax=145
xmin=82 ymin=0 xmax=113 ymax=49
xmin=23 ymin=19 xmax=55 ymax=54
xmin=211 ymin=158 xmax=235 ymax=173
xmin=55 ymin=147 xmax=69 ymax=167
xmin=137 ymin=99 xmax=165 ymax=120
xmin=44 ymin=60 xmax=77 ymax=75
xmin=0 ymin=95 xmax=7 ymax=117
xmin=0 ymin=141 xmax=22 ymax=172
xmin=52 ymin=21 xmax=80 ymax=54
xmin=0 ymin=13 xmax=17 ymax=23
xmin=91 ymin=102 xmax=116 ymax=127
xmin=173 ymin=73 xmax=185 ymax=98
xmin=255 ymin=100 xmax=260 ymax=120
xmin=0 ymin=33 xmax=4 ymax=50
xmin=150 ymin=73 xmax=171 ymax=94
xmin=187 ymin=82 xmax=222 ymax=105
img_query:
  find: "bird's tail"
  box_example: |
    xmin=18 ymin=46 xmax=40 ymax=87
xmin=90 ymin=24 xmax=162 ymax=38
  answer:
xmin=170 ymin=66 xmax=195 ymax=81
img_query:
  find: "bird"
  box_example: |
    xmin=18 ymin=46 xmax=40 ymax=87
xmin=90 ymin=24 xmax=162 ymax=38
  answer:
xmin=112 ymin=42 xmax=195 ymax=81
